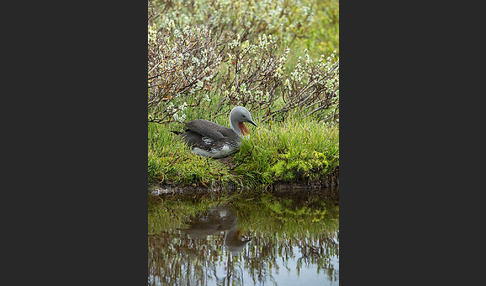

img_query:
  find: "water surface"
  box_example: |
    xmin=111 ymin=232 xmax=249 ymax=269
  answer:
xmin=148 ymin=187 xmax=339 ymax=285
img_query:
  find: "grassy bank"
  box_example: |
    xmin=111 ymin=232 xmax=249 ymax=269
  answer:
xmin=148 ymin=110 xmax=339 ymax=189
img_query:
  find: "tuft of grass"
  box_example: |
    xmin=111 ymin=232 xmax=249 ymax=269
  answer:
xmin=148 ymin=122 xmax=236 ymax=187
xmin=232 ymin=111 xmax=339 ymax=184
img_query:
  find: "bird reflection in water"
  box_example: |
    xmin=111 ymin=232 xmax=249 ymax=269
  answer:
xmin=179 ymin=206 xmax=252 ymax=254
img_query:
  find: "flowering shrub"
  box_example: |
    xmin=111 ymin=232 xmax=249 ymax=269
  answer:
xmin=268 ymin=49 xmax=339 ymax=122
xmin=148 ymin=0 xmax=339 ymax=123
xmin=148 ymin=6 xmax=222 ymax=122
xmin=151 ymin=0 xmax=338 ymax=56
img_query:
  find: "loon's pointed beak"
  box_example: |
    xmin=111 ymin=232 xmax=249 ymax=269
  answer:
xmin=248 ymin=119 xmax=258 ymax=127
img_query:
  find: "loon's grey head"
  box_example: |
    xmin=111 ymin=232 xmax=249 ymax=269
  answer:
xmin=229 ymin=106 xmax=258 ymax=137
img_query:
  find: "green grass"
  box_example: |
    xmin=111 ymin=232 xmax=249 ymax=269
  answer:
xmin=148 ymin=109 xmax=339 ymax=189
xmin=148 ymin=122 xmax=236 ymax=187
xmin=232 ymin=112 xmax=339 ymax=185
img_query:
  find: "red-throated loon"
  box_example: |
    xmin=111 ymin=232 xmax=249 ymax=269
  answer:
xmin=176 ymin=106 xmax=257 ymax=159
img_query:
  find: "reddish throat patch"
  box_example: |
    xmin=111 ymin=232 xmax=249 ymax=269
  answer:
xmin=238 ymin=122 xmax=249 ymax=135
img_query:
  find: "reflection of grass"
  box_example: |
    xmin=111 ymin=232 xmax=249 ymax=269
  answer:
xmin=234 ymin=192 xmax=339 ymax=238
xmin=148 ymin=191 xmax=338 ymax=238
xmin=148 ymin=191 xmax=339 ymax=284
xmin=148 ymin=193 xmax=235 ymax=234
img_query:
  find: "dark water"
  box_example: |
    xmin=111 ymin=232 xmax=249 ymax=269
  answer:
xmin=148 ymin=187 xmax=339 ymax=285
